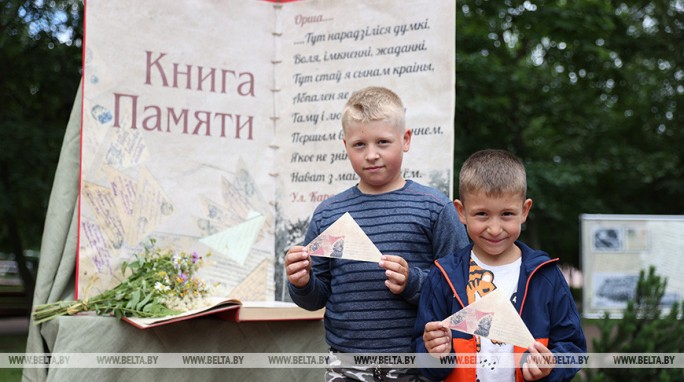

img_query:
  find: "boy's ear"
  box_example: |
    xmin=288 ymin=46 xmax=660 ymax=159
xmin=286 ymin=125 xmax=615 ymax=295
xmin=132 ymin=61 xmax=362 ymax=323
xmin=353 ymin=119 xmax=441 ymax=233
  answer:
xmin=453 ymin=199 xmax=467 ymax=225
xmin=402 ymin=129 xmax=412 ymax=152
xmin=521 ymin=198 xmax=533 ymax=223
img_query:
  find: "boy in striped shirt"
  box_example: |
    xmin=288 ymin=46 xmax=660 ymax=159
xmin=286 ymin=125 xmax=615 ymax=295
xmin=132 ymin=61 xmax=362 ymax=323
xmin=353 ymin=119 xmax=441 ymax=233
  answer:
xmin=286 ymin=86 xmax=469 ymax=381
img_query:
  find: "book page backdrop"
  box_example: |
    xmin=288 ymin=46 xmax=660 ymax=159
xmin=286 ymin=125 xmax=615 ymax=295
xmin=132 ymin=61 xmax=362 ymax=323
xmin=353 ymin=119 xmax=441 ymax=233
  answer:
xmin=79 ymin=0 xmax=456 ymax=304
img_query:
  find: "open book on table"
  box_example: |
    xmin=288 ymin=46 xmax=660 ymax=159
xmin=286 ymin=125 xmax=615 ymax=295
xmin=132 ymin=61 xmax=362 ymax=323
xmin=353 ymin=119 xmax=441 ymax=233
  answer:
xmin=122 ymin=298 xmax=325 ymax=329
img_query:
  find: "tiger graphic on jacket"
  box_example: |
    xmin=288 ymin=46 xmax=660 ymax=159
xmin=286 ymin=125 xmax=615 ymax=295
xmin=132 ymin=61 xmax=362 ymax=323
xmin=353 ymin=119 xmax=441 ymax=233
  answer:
xmin=466 ymin=259 xmax=496 ymax=302
xmin=466 ymin=259 xmax=505 ymax=350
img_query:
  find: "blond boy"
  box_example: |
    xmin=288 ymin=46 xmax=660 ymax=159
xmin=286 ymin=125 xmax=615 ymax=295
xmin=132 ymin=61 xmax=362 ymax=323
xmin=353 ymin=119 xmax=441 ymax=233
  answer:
xmin=286 ymin=87 xmax=469 ymax=381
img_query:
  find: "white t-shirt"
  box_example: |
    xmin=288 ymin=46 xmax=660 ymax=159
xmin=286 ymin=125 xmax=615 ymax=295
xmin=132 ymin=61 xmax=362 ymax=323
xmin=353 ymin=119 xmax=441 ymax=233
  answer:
xmin=470 ymin=252 xmax=521 ymax=382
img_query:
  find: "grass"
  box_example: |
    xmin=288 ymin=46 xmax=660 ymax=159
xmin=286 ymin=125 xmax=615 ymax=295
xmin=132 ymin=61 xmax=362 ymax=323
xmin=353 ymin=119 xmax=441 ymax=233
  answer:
xmin=0 ymin=283 xmax=30 ymax=381
xmin=0 ymin=332 xmax=28 ymax=382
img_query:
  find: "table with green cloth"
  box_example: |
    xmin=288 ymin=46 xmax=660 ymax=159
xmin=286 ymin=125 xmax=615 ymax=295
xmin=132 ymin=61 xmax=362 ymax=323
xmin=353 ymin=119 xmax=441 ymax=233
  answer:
xmin=23 ymin=83 xmax=328 ymax=382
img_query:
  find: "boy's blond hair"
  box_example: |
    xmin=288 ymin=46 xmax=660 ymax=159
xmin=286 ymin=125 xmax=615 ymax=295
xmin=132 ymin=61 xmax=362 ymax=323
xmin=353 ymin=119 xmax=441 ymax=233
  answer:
xmin=341 ymin=86 xmax=405 ymax=133
xmin=458 ymin=149 xmax=527 ymax=202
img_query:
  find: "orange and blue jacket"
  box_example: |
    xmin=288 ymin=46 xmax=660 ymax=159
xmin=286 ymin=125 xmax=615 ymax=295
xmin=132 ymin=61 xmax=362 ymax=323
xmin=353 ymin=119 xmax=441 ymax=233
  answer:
xmin=413 ymin=241 xmax=586 ymax=382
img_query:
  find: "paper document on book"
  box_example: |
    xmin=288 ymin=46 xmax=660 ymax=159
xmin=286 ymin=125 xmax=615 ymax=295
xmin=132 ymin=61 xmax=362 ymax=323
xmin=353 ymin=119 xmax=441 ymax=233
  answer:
xmin=123 ymin=298 xmax=324 ymax=329
xmin=306 ymin=212 xmax=382 ymax=263
xmin=441 ymin=288 xmax=535 ymax=348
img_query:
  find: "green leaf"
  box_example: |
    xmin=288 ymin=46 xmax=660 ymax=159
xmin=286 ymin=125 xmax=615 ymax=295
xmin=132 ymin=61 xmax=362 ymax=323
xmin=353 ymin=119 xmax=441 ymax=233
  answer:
xmin=128 ymin=261 xmax=139 ymax=273
xmin=136 ymin=291 xmax=154 ymax=311
xmin=126 ymin=290 xmax=141 ymax=309
xmin=142 ymin=302 xmax=180 ymax=317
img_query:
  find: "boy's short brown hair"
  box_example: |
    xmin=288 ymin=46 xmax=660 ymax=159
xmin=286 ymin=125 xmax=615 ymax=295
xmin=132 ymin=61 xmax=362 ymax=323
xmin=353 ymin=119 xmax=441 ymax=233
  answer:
xmin=458 ymin=149 xmax=527 ymax=202
xmin=341 ymin=86 xmax=405 ymax=133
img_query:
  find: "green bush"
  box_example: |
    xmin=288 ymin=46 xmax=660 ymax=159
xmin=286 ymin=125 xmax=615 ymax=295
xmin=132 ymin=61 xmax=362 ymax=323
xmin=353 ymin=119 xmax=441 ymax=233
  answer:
xmin=583 ymin=266 xmax=684 ymax=382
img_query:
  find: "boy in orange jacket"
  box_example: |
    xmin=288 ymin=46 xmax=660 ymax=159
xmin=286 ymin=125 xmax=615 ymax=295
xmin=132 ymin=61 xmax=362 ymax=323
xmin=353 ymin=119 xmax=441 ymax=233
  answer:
xmin=414 ymin=149 xmax=586 ymax=382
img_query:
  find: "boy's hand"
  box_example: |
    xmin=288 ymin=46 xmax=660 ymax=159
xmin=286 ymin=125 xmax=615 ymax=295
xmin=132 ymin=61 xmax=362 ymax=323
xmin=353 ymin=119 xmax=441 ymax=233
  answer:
xmin=423 ymin=321 xmax=452 ymax=357
xmin=522 ymin=341 xmax=556 ymax=381
xmin=379 ymin=255 xmax=409 ymax=294
xmin=285 ymin=246 xmax=311 ymax=288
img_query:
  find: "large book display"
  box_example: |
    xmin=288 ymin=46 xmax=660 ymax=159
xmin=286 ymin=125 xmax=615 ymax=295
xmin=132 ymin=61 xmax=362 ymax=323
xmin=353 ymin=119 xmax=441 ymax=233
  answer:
xmin=78 ymin=0 xmax=456 ymax=319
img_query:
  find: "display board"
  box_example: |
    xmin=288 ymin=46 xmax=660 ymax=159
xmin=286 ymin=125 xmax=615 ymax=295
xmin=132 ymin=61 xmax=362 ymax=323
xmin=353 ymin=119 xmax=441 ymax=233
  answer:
xmin=78 ymin=0 xmax=456 ymax=307
xmin=581 ymin=214 xmax=684 ymax=318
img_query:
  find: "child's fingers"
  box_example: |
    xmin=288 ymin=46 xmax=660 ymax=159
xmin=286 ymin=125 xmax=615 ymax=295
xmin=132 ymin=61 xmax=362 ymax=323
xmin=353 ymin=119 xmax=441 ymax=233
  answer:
xmin=380 ymin=255 xmax=408 ymax=280
xmin=522 ymin=361 xmax=539 ymax=380
xmin=523 ymin=361 xmax=552 ymax=381
xmin=384 ymin=268 xmax=407 ymax=284
xmin=527 ymin=342 xmax=553 ymax=365
xmin=428 ymin=338 xmax=451 ymax=354
xmin=423 ymin=323 xmax=451 ymax=357
xmin=523 ymin=342 xmax=555 ymax=380
xmin=425 ymin=321 xmax=446 ymax=332
xmin=379 ymin=255 xmax=409 ymax=294
xmin=285 ymin=248 xmax=311 ymax=287
xmin=286 ymin=257 xmax=309 ymax=275
xmin=284 ymin=247 xmax=309 ymax=267
xmin=384 ymin=270 xmax=407 ymax=294
xmin=379 ymin=255 xmax=408 ymax=272
xmin=532 ymin=341 xmax=553 ymax=355
xmin=287 ymin=265 xmax=310 ymax=287
xmin=423 ymin=323 xmax=449 ymax=342
xmin=384 ymin=279 xmax=404 ymax=294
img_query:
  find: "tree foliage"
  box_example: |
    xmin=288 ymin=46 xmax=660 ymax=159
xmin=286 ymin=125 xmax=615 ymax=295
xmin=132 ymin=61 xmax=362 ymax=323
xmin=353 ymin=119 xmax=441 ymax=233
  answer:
xmin=455 ymin=0 xmax=684 ymax=265
xmin=0 ymin=0 xmax=83 ymax=297
xmin=1 ymin=1 xmax=683 ymax=297
xmin=583 ymin=266 xmax=684 ymax=381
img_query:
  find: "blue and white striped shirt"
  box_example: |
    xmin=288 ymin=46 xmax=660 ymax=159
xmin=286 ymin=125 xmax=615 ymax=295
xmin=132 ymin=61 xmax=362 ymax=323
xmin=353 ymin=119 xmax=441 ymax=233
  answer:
xmin=289 ymin=180 xmax=469 ymax=353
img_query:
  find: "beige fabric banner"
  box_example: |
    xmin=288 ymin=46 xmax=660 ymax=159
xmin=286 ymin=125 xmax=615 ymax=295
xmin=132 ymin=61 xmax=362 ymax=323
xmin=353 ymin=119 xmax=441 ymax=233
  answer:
xmin=79 ymin=0 xmax=456 ymax=302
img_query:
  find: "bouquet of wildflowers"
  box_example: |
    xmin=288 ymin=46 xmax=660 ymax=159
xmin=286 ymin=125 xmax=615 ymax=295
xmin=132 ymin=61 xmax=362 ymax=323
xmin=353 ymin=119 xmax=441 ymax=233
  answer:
xmin=32 ymin=240 xmax=213 ymax=325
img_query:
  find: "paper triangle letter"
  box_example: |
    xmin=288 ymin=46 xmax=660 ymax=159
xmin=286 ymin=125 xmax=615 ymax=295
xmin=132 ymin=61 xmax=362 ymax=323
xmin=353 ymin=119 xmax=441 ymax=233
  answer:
xmin=306 ymin=212 xmax=382 ymax=262
xmin=441 ymin=288 xmax=535 ymax=348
